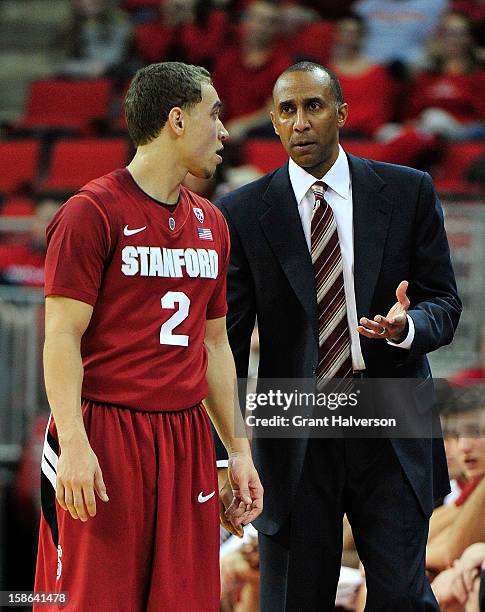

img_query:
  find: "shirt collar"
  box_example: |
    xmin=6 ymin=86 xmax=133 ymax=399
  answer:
xmin=288 ymin=144 xmax=350 ymax=205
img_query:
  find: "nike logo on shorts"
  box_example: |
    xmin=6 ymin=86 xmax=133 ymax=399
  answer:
xmin=197 ymin=491 xmax=216 ymax=503
xmin=124 ymin=225 xmax=147 ymax=236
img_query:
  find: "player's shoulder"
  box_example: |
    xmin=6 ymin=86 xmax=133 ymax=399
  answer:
xmin=78 ymin=168 xmax=127 ymax=209
xmin=51 ymin=170 xmax=126 ymax=234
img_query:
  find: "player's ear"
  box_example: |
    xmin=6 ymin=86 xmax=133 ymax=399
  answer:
xmin=168 ymin=107 xmax=185 ymax=135
xmin=270 ymin=111 xmax=279 ymax=136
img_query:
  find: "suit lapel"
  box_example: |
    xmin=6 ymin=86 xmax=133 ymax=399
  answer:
xmin=348 ymin=153 xmax=393 ymax=319
xmin=259 ymin=164 xmax=318 ymax=337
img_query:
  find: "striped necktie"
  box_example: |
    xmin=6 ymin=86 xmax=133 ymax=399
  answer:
xmin=311 ymin=182 xmax=353 ymax=385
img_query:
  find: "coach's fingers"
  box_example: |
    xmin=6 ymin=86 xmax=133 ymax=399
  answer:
xmin=83 ymin=484 xmax=97 ymax=518
xmin=64 ymin=487 xmax=79 ymax=520
xmin=56 ymin=482 xmax=68 ymax=512
xmin=73 ymin=486 xmax=88 ymax=522
xmin=94 ymin=465 xmax=109 ymax=502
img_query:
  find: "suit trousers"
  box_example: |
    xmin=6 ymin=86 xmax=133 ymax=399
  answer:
xmin=259 ymin=438 xmax=439 ymax=611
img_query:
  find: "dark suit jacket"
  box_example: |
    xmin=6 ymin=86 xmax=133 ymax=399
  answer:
xmin=215 ymin=152 xmax=462 ymax=535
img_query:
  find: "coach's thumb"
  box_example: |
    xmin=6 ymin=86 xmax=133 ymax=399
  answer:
xmin=94 ymin=467 xmax=109 ymax=502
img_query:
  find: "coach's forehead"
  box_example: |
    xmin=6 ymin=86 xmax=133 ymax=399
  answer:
xmin=273 ymin=70 xmax=333 ymax=104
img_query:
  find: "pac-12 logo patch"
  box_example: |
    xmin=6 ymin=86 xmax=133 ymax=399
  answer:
xmin=193 ymin=208 xmax=204 ymax=224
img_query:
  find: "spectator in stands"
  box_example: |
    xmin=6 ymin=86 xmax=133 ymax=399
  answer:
xmin=0 ymin=198 xmax=60 ymax=287
xmin=452 ymin=0 xmax=485 ymax=48
xmin=408 ymin=12 xmax=485 ymax=140
xmin=442 ymin=428 xmax=467 ymax=504
xmin=220 ymin=532 xmax=260 ymax=611
xmin=213 ymin=0 xmax=292 ymax=140
xmin=134 ymin=0 xmax=229 ymax=69
xmin=431 ymin=542 xmax=485 ymax=610
xmin=354 ymin=0 xmax=448 ymax=69
xmin=329 ymin=14 xmax=396 ymax=138
xmin=426 ymin=388 xmax=485 ymax=573
xmin=58 ymin=0 xmax=133 ymax=79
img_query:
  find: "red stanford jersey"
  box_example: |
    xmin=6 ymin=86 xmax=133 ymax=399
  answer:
xmin=44 ymin=168 xmax=229 ymax=411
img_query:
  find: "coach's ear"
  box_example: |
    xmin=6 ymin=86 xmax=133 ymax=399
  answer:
xmin=168 ymin=107 xmax=185 ymax=136
xmin=270 ymin=111 xmax=279 ymax=136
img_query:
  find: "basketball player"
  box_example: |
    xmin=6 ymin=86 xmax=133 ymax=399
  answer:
xmin=34 ymin=62 xmax=263 ymax=611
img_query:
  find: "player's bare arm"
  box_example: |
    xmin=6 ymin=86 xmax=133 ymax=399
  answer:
xmin=203 ymin=316 xmax=264 ymax=530
xmin=44 ymin=296 xmax=109 ymax=522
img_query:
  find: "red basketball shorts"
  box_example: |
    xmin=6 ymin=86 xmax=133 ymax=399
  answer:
xmin=34 ymin=400 xmax=220 ymax=611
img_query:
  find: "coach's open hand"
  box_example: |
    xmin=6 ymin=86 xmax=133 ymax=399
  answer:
xmin=218 ymin=453 xmax=263 ymax=536
xmin=357 ymin=280 xmax=410 ymax=342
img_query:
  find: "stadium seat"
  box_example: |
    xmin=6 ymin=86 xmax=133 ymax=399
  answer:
xmin=288 ymin=21 xmax=335 ymax=65
xmin=123 ymin=0 xmax=161 ymax=9
xmin=434 ymin=142 xmax=485 ymax=193
xmin=244 ymin=139 xmax=288 ymax=173
xmin=15 ymin=79 xmax=112 ymax=133
xmin=39 ymin=138 xmax=130 ymax=192
xmin=342 ymin=140 xmax=387 ymax=162
xmin=1 ymin=197 xmax=35 ymax=216
xmin=0 ymin=140 xmax=41 ymax=193
xmin=134 ymin=23 xmax=165 ymax=64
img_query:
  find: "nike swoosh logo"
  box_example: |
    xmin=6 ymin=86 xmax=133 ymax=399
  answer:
xmin=197 ymin=490 xmax=216 ymax=503
xmin=124 ymin=225 xmax=147 ymax=236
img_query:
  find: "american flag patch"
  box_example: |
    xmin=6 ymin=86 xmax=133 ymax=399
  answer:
xmin=197 ymin=227 xmax=213 ymax=240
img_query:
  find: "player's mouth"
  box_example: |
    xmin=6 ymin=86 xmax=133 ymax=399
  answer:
xmin=215 ymin=147 xmax=224 ymax=163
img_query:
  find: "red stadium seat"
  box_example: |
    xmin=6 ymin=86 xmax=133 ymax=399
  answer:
xmin=244 ymin=139 xmax=288 ymax=173
xmin=288 ymin=21 xmax=335 ymax=65
xmin=434 ymin=142 xmax=485 ymax=193
xmin=134 ymin=23 xmax=167 ymax=64
xmin=39 ymin=138 xmax=129 ymax=192
xmin=0 ymin=140 xmax=41 ymax=193
xmin=16 ymin=79 xmax=112 ymax=133
xmin=123 ymin=0 xmax=161 ymax=9
xmin=342 ymin=140 xmax=387 ymax=161
xmin=1 ymin=197 xmax=35 ymax=216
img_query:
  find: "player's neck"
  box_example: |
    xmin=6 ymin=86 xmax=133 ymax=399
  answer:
xmin=127 ymin=146 xmax=185 ymax=205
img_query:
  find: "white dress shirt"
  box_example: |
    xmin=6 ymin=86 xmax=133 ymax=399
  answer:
xmin=288 ymin=145 xmax=414 ymax=371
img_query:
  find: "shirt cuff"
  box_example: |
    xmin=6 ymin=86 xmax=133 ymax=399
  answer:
xmin=386 ymin=314 xmax=415 ymax=350
xmin=216 ymin=460 xmax=229 ymax=468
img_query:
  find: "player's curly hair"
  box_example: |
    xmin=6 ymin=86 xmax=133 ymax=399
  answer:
xmin=125 ymin=62 xmax=212 ymax=147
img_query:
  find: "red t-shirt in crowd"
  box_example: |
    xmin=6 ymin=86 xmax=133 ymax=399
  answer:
xmin=44 ymin=168 xmax=229 ymax=412
xmin=332 ymin=64 xmax=395 ymax=136
xmin=0 ymin=243 xmax=45 ymax=287
xmin=408 ymin=68 xmax=485 ymax=123
xmin=213 ymin=45 xmax=292 ymax=122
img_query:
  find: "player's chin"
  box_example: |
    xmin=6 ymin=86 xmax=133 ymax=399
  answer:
xmin=192 ymin=164 xmax=216 ymax=180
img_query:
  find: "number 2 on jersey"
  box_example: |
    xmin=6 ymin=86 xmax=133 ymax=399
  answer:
xmin=160 ymin=291 xmax=190 ymax=346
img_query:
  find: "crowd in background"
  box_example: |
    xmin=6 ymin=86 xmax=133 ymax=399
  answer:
xmin=1 ymin=0 xmax=485 ymax=610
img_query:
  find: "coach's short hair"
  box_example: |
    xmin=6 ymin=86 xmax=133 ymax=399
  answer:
xmin=125 ymin=62 xmax=212 ymax=147
xmin=274 ymin=61 xmax=345 ymax=108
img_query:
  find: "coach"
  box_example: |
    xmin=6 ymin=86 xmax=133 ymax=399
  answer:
xmin=216 ymin=62 xmax=462 ymax=610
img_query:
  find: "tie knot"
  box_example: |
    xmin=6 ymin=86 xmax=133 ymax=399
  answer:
xmin=311 ymin=182 xmax=327 ymax=199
